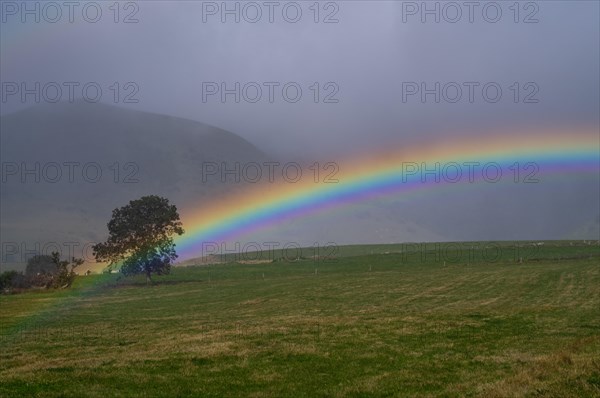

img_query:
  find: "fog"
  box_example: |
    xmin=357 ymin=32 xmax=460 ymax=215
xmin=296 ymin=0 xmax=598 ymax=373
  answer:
xmin=1 ymin=1 xmax=599 ymax=268
xmin=2 ymin=1 xmax=598 ymax=156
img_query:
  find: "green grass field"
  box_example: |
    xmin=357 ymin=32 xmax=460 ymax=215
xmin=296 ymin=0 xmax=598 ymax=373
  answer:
xmin=1 ymin=241 xmax=599 ymax=397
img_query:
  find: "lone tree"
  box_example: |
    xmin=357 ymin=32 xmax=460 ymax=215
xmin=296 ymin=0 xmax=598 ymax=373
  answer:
xmin=93 ymin=195 xmax=184 ymax=284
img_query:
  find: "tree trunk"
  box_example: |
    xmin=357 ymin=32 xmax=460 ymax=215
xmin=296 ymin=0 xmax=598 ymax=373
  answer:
xmin=146 ymin=271 xmax=153 ymax=286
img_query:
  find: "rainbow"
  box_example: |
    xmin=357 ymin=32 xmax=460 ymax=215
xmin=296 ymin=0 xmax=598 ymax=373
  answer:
xmin=1 ymin=126 xmax=597 ymax=342
xmin=174 ymin=127 xmax=600 ymax=260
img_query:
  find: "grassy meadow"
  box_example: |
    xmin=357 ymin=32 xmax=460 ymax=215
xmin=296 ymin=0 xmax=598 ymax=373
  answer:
xmin=1 ymin=241 xmax=599 ymax=397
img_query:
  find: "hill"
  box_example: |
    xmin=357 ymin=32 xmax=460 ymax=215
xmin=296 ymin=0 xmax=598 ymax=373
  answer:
xmin=0 ymin=101 xmax=271 ymax=269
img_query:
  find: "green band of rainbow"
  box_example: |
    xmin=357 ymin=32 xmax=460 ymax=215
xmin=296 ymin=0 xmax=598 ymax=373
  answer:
xmin=175 ymin=128 xmax=599 ymax=260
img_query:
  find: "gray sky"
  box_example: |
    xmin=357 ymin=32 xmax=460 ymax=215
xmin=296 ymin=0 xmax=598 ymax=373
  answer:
xmin=2 ymin=0 xmax=599 ymax=157
xmin=1 ymin=1 xmax=599 ymax=268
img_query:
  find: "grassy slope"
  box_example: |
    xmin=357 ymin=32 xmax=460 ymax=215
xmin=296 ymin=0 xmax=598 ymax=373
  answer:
xmin=1 ymin=241 xmax=599 ymax=397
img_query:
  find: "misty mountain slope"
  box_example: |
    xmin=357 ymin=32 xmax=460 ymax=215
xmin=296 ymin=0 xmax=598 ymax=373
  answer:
xmin=0 ymin=102 xmax=450 ymax=270
xmin=1 ymin=102 xmax=597 ymax=271
xmin=1 ymin=101 xmax=269 ymax=188
xmin=0 ymin=101 xmax=272 ymax=265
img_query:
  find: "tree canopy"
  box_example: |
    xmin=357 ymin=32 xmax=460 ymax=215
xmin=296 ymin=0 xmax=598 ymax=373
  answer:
xmin=93 ymin=195 xmax=184 ymax=283
xmin=25 ymin=254 xmax=58 ymax=276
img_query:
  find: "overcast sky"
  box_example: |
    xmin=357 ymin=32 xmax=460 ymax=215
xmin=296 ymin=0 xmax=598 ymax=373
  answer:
xmin=1 ymin=1 xmax=599 ymax=157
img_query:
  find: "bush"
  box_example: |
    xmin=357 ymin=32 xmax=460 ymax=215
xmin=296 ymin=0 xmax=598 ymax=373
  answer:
xmin=48 ymin=252 xmax=82 ymax=289
xmin=1 ymin=252 xmax=82 ymax=293
xmin=0 ymin=270 xmax=27 ymax=293
xmin=0 ymin=270 xmax=18 ymax=291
